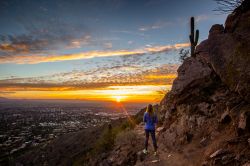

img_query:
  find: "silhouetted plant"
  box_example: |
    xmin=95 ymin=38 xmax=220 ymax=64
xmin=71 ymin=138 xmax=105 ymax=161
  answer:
xmin=189 ymin=17 xmax=199 ymax=57
xmin=179 ymin=48 xmax=190 ymax=62
xmin=154 ymin=88 xmax=169 ymax=102
xmin=213 ymin=0 xmax=244 ymax=14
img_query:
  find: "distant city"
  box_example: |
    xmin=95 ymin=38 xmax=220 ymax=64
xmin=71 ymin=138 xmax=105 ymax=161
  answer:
xmin=0 ymin=99 xmax=146 ymax=162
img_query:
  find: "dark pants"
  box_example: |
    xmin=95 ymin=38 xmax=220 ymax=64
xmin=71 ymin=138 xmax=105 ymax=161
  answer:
xmin=145 ymin=129 xmax=157 ymax=151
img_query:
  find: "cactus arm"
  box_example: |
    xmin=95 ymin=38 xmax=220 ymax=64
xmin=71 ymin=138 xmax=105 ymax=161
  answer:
xmin=194 ymin=30 xmax=199 ymax=45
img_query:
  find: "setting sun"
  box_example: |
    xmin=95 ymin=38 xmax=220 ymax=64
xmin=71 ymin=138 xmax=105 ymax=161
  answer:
xmin=112 ymin=95 xmax=127 ymax=102
xmin=114 ymin=96 xmax=122 ymax=102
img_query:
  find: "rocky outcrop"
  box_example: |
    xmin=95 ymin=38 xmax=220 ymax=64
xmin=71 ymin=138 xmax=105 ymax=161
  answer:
xmin=196 ymin=2 xmax=250 ymax=102
xmin=158 ymin=1 xmax=250 ymax=165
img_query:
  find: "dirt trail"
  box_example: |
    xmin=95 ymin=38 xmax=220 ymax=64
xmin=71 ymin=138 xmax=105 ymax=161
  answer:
xmin=134 ymin=124 xmax=193 ymax=166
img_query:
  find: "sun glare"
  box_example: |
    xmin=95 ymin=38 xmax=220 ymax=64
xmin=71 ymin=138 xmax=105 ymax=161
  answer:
xmin=114 ymin=96 xmax=122 ymax=102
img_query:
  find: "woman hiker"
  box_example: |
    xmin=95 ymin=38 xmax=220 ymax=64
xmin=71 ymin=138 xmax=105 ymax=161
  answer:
xmin=143 ymin=104 xmax=158 ymax=155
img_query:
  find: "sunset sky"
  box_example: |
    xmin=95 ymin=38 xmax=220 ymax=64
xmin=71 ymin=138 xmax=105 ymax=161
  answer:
xmin=0 ymin=0 xmax=227 ymax=103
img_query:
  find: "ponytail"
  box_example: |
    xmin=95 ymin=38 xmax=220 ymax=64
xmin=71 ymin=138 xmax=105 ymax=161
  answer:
xmin=146 ymin=104 xmax=154 ymax=117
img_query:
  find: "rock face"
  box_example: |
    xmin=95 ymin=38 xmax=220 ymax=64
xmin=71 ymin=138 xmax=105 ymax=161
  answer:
xmin=196 ymin=2 xmax=250 ymax=102
xmin=158 ymin=1 xmax=250 ymax=165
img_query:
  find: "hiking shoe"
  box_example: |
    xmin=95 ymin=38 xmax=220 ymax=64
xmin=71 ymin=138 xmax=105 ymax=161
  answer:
xmin=143 ymin=149 xmax=148 ymax=154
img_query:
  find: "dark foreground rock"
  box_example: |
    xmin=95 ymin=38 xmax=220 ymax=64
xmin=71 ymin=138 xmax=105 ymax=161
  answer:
xmin=157 ymin=1 xmax=250 ymax=165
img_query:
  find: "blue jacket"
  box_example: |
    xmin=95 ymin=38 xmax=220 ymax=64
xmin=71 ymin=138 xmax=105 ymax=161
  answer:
xmin=143 ymin=112 xmax=158 ymax=130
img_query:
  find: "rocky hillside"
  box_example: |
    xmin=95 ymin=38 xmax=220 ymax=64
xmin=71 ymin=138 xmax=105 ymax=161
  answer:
xmin=158 ymin=0 xmax=250 ymax=165
xmin=98 ymin=1 xmax=250 ymax=165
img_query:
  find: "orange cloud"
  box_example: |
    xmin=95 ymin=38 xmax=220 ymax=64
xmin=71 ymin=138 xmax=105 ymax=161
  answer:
xmin=0 ymin=42 xmax=189 ymax=64
xmin=0 ymin=63 xmax=178 ymax=92
xmin=145 ymin=43 xmax=190 ymax=53
xmin=145 ymin=74 xmax=177 ymax=79
xmin=0 ymin=43 xmax=30 ymax=53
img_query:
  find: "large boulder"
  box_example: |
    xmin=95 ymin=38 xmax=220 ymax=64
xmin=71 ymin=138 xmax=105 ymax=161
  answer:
xmin=195 ymin=7 xmax=250 ymax=102
xmin=159 ymin=56 xmax=217 ymax=126
xmin=172 ymin=57 xmax=213 ymax=95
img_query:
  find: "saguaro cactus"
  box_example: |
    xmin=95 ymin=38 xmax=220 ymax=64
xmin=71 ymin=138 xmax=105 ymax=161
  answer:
xmin=189 ymin=17 xmax=199 ymax=57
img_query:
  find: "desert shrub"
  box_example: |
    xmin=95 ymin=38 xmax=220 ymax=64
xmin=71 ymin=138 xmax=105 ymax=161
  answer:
xmin=92 ymin=119 xmax=136 ymax=155
xmin=179 ymin=48 xmax=190 ymax=62
xmin=73 ymin=118 xmax=141 ymax=165
xmin=94 ymin=127 xmax=115 ymax=153
xmin=120 ymin=119 xmax=136 ymax=130
xmin=133 ymin=109 xmax=145 ymax=124
xmin=115 ymin=130 xmax=139 ymax=147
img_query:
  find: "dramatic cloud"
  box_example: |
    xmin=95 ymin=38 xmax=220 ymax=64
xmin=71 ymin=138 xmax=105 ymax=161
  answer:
xmin=0 ymin=42 xmax=189 ymax=64
xmin=144 ymin=43 xmax=189 ymax=54
xmin=0 ymin=34 xmax=92 ymax=54
xmin=0 ymin=11 xmax=92 ymax=56
xmin=0 ymin=63 xmax=178 ymax=91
